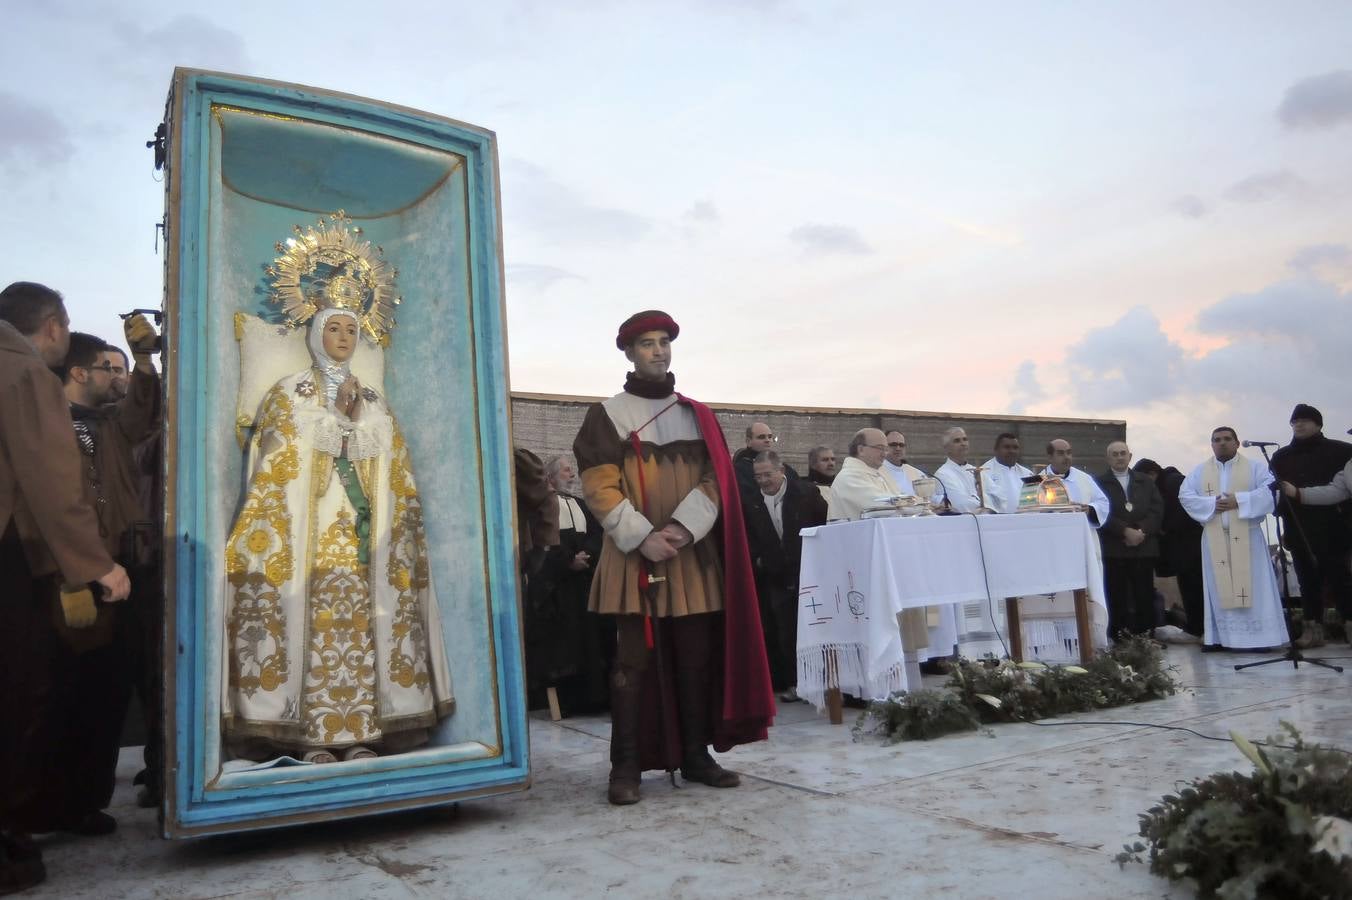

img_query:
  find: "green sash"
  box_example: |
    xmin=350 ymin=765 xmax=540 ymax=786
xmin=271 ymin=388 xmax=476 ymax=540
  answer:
xmin=335 ymin=457 xmax=372 ymax=566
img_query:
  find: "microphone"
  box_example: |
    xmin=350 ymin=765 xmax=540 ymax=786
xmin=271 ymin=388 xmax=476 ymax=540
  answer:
xmin=1242 ymin=440 xmax=1279 ymax=448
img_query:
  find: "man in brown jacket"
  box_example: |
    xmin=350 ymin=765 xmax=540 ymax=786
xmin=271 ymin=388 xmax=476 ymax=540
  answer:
xmin=1 ymin=282 xmax=130 ymax=892
xmin=37 ymin=326 xmax=160 ymax=829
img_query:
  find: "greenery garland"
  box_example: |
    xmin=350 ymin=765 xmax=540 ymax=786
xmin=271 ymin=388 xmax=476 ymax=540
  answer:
xmin=1115 ymin=724 xmax=1352 ymax=900
xmin=854 ymin=634 xmax=1179 ymax=743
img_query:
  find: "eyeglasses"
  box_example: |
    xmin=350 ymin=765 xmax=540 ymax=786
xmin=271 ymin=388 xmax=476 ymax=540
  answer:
xmin=752 ymin=433 xmax=778 ymax=443
xmin=79 ymin=362 xmax=127 ymax=376
xmin=862 ymin=443 xmax=887 ymax=451
xmin=887 ymin=442 xmax=906 ymax=449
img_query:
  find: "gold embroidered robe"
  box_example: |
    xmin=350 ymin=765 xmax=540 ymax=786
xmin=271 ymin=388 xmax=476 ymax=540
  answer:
xmin=222 ymin=370 xmax=454 ymax=751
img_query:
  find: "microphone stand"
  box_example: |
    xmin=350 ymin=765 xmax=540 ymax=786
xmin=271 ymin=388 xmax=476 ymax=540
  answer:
xmin=1235 ymin=444 xmax=1342 ymax=674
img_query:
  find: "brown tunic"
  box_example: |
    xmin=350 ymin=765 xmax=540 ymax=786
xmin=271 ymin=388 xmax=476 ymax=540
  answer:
xmin=573 ymin=391 xmax=723 ymax=617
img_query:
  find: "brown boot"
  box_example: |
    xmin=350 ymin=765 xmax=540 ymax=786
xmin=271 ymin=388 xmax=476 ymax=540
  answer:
xmin=675 ymin=662 xmax=740 ymax=789
xmin=1294 ymin=620 xmax=1325 ymax=649
xmin=680 ymin=747 xmax=741 ymax=788
xmin=607 ymin=671 xmax=642 ymax=805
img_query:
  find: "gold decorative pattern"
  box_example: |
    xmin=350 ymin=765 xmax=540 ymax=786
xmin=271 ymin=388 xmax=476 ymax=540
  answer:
xmin=302 ymin=511 xmax=379 ymax=745
xmin=227 ymin=574 xmax=288 ymax=697
xmin=226 ymin=386 xmax=303 ymax=698
xmin=385 ymin=423 xmax=432 ymax=692
xmin=264 ymin=210 xmax=401 ymax=347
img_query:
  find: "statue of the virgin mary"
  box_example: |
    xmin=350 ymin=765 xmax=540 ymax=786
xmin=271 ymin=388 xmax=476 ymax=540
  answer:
xmin=223 ymin=216 xmax=454 ymax=763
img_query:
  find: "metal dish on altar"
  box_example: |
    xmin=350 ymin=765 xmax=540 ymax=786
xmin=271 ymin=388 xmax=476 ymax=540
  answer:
xmin=861 ymin=505 xmax=903 ymax=519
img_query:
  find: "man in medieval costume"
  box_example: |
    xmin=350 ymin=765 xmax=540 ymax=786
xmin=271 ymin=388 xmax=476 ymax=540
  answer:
xmin=572 ymin=310 xmax=774 ymax=805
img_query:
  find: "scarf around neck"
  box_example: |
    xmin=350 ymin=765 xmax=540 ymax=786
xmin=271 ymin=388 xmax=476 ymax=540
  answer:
xmin=623 ymin=371 xmax=675 ymax=399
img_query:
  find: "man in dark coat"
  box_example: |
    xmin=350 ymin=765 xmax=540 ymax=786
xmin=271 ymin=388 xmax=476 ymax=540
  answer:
xmin=733 ymin=422 xmax=799 ymax=499
xmin=743 ymin=450 xmax=827 ymax=701
xmin=525 ymin=455 xmax=610 ymax=715
xmin=1096 ymin=441 xmax=1164 ymax=641
xmin=0 ymin=282 xmax=130 ymax=893
xmin=1270 ymin=403 xmax=1352 ymax=648
xmin=1136 ymin=459 xmax=1205 ymax=638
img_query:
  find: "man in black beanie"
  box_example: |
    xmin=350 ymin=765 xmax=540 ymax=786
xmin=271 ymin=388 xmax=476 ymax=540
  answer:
xmin=1271 ymin=403 xmax=1352 ymax=647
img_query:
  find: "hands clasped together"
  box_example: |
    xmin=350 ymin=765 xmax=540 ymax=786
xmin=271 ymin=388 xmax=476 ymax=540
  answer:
xmin=639 ymin=522 xmax=694 ymax=562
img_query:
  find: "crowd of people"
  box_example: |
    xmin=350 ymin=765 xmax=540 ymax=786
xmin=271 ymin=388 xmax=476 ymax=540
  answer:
xmin=2 ymin=282 xmax=163 ymax=894
xmin=5 ymin=286 xmax=1348 ymax=891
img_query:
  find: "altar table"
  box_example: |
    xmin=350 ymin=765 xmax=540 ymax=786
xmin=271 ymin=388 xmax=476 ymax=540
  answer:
xmin=795 ymin=512 xmax=1108 ymax=716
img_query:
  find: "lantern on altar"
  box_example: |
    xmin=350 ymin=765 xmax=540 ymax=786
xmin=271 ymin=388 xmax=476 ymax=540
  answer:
xmin=1018 ymin=475 xmax=1071 ymax=510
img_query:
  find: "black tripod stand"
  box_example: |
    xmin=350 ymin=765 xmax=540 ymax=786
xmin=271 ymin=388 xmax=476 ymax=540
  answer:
xmin=1235 ymin=445 xmax=1343 ymax=674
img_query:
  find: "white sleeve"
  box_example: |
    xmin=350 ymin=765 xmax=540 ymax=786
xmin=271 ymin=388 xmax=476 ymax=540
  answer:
xmin=600 ymin=499 xmax=654 ymax=554
xmin=1179 ymin=467 xmax=1216 ymax=524
xmin=938 ymin=467 xmax=980 ymax=514
xmin=671 ymin=488 xmax=718 ymax=543
xmin=1299 ymin=465 xmax=1352 ymax=506
xmin=1235 ymin=461 xmax=1275 ymax=520
xmin=1086 ymin=476 xmax=1110 ymax=528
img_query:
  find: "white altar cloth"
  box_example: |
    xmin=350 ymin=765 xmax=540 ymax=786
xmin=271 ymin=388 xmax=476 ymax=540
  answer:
xmin=795 ymin=512 xmax=1108 ymax=712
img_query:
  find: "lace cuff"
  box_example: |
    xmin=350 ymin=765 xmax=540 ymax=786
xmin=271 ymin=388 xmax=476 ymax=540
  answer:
xmin=312 ymin=411 xmax=391 ymax=461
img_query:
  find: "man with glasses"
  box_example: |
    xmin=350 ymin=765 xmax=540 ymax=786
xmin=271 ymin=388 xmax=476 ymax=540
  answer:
xmin=744 ymin=451 xmax=826 ymax=702
xmin=734 ymin=422 xmax=798 ymax=499
xmin=40 ymin=325 xmax=160 ymax=833
xmin=1 ymin=282 xmax=130 ymax=893
xmin=827 ymin=428 xmax=901 ymax=521
xmin=881 ymin=431 xmax=930 ymax=497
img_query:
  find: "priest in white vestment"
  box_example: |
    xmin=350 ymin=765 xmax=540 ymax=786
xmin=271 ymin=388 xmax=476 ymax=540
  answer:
xmin=1179 ymin=427 xmax=1290 ymax=650
xmin=877 ymin=431 xmax=957 ymax=659
xmin=1046 ymin=439 xmax=1109 ymax=527
xmin=825 ymin=428 xmax=935 ymax=658
xmin=881 ymin=431 xmax=930 ymax=496
xmin=827 ymin=428 xmax=902 ymax=521
xmin=982 ymin=432 xmax=1034 ymax=515
xmin=933 ymin=426 xmax=982 ymax=513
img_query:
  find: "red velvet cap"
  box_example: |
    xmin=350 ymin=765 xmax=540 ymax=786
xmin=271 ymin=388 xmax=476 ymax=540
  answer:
xmin=616 ymin=309 xmax=679 ymax=349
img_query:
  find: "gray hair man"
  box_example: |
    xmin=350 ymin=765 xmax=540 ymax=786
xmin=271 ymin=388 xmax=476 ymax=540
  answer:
xmin=933 ymin=426 xmax=981 ymax=513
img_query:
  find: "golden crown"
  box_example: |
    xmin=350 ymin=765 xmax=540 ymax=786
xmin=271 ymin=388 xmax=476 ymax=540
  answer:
xmin=265 ymin=210 xmax=400 ymax=346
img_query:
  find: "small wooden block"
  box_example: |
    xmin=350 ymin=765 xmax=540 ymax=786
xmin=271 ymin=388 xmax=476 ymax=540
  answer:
xmin=826 ymin=688 xmax=844 ymax=726
xmin=1073 ymin=588 xmax=1093 ymax=665
xmin=546 ymin=686 xmax=562 ymax=722
xmin=1005 ymin=597 xmax=1024 ymax=662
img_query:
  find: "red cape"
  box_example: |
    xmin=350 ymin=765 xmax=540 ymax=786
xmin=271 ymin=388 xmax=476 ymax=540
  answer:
xmin=637 ymin=396 xmax=775 ymax=770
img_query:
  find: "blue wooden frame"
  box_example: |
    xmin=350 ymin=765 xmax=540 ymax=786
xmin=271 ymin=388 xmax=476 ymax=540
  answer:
xmin=161 ymin=69 xmax=528 ymax=837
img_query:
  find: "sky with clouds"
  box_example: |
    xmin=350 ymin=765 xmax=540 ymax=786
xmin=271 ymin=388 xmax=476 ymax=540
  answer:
xmin=4 ymin=1 xmax=1351 ymax=469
